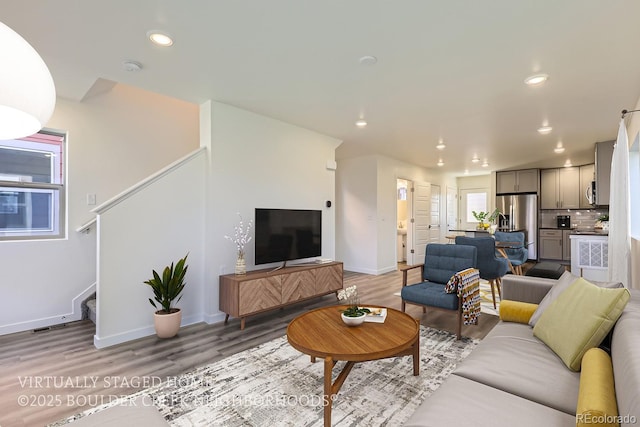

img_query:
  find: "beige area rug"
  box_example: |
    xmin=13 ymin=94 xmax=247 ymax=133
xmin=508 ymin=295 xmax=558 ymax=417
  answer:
xmin=52 ymin=326 xmax=478 ymax=427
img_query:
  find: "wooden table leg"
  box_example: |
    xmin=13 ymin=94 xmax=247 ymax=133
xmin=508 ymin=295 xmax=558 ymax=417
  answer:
xmin=224 ymin=314 xmax=229 ymax=324
xmin=322 ymin=357 xmax=356 ymax=427
xmin=240 ymin=317 xmax=246 ymax=330
xmin=323 ymin=357 xmax=333 ymax=427
xmin=412 ymin=319 xmax=420 ymax=376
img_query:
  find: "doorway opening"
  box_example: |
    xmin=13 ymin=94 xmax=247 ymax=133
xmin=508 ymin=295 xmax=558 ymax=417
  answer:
xmin=396 ymin=179 xmax=409 ymax=263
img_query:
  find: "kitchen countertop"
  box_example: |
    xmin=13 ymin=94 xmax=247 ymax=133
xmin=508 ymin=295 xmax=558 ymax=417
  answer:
xmin=447 ymin=228 xmax=526 ymax=234
xmin=569 ymin=229 xmax=609 ymax=236
xmin=540 ymin=227 xmax=608 ymax=236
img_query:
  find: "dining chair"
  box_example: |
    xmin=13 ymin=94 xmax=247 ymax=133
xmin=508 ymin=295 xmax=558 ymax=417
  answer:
xmin=494 ymin=231 xmax=529 ymax=275
xmin=455 ymin=236 xmax=509 ymax=308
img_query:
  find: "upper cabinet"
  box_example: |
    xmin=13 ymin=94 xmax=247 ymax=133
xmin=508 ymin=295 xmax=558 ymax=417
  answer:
xmin=496 ymin=169 xmax=539 ymax=194
xmin=595 ymin=140 xmax=615 ymax=206
xmin=579 ymin=164 xmax=595 ymax=209
xmin=540 ymin=167 xmax=580 ymax=209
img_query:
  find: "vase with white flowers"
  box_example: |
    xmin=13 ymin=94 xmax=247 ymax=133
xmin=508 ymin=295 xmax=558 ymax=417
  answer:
xmin=337 ymin=285 xmax=370 ymax=326
xmin=224 ymin=213 xmax=252 ymax=275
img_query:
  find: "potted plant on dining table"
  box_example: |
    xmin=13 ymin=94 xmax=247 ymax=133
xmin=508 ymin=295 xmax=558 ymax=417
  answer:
xmin=472 ymin=208 xmax=500 ymax=230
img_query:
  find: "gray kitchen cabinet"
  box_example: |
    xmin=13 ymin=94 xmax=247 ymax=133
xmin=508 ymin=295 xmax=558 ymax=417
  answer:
xmin=539 ymin=229 xmax=563 ymax=260
xmin=595 ymin=141 xmax=615 ymax=206
xmin=579 ymin=164 xmax=595 ymax=208
xmin=540 ymin=167 xmax=580 ymax=209
xmin=496 ymin=169 xmax=539 ymax=194
xmin=562 ymin=229 xmax=572 ymax=261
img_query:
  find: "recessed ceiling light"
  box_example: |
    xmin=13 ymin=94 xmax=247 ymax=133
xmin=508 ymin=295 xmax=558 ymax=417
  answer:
xmin=147 ymin=30 xmax=174 ymax=47
xmin=436 ymin=140 xmax=446 ymax=150
xmin=437 ymin=159 xmax=444 ymax=166
xmin=359 ymin=55 xmax=378 ymax=66
xmin=554 ymin=143 xmax=565 ymax=154
xmin=122 ymin=60 xmax=142 ymax=72
xmin=355 ymin=119 xmax=367 ymax=128
xmin=524 ymin=73 xmax=549 ymax=86
xmin=464 ymin=170 xmax=469 ymax=175
xmin=564 ymin=159 xmax=572 ymax=167
xmin=537 ymin=126 xmax=553 ymax=135
xmin=482 ymin=161 xmax=489 ymax=167
xmin=471 ymin=156 xmax=480 ymax=163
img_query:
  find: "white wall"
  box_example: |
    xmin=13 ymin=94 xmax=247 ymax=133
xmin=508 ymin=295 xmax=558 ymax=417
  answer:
xmin=335 ymin=155 xmax=379 ymax=274
xmin=336 ymin=154 xmax=456 ymax=274
xmin=456 ymin=174 xmax=492 ymax=192
xmin=95 ymin=152 xmax=205 ymax=348
xmin=0 ymin=83 xmax=199 ymax=335
xmin=202 ymin=101 xmax=342 ymax=322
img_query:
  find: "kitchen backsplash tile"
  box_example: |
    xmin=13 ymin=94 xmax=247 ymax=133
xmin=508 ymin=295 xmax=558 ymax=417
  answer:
xmin=540 ymin=209 xmax=608 ymax=229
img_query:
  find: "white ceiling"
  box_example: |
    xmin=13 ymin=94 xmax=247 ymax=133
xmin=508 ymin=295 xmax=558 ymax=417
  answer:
xmin=4 ymin=0 xmax=640 ymax=176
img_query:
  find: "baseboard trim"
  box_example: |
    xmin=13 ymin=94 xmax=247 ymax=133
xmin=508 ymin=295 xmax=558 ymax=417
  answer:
xmin=203 ymin=312 xmax=227 ymax=325
xmin=72 ymin=282 xmax=96 ymax=320
xmin=93 ymin=313 xmax=204 ymax=349
xmin=343 ymin=264 xmax=398 ymax=275
xmin=0 ymin=314 xmax=76 ymax=336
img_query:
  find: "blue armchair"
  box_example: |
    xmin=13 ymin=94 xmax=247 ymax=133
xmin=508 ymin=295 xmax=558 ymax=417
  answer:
xmin=400 ymin=243 xmax=477 ymax=339
xmin=455 ymin=236 xmax=509 ymax=309
xmin=494 ymin=231 xmax=529 ymax=275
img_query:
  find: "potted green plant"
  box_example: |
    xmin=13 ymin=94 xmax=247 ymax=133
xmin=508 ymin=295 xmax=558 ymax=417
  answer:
xmin=472 ymin=208 xmax=500 ymax=230
xmin=337 ymin=285 xmax=370 ymax=326
xmin=144 ymin=254 xmax=188 ymax=338
xmin=596 ymin=214 xmax=609 ymax=230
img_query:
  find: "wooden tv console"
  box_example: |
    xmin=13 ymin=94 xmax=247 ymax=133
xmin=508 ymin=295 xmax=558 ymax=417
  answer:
xmin=219 ymin=261 xmax=343 ymax=330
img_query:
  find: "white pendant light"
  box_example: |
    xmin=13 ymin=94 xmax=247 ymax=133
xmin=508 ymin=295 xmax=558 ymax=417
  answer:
xmin=0 ymin=21 xmax=56 ymax=140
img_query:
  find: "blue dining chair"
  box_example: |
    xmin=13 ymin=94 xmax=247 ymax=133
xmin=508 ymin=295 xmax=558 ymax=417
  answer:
xmin=455 ymin=236 xmax=509 ymax=308
xmin=494 ymin=231 xmax=529 ymax=275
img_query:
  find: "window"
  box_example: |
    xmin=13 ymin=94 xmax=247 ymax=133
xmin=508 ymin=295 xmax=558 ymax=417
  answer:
xmin=466 ymin=192 xmax=487 ymax=223
xmin=0 ymin=131 xmax=65 ymax=240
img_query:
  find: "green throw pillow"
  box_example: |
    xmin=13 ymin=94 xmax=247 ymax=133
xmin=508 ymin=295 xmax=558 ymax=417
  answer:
xmin=533 ymin=277 xmax=630 ymax=371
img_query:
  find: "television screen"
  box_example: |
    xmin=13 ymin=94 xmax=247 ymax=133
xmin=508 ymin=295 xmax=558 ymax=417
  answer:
xmin=254 ymin=208 xmax=322 ymax=265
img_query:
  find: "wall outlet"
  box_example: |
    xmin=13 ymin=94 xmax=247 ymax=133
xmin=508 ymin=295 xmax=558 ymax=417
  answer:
xmin=87 ymin=193 xmax=96 ymax=205
xmin=219 ymin=265 xmax=226 ymax=275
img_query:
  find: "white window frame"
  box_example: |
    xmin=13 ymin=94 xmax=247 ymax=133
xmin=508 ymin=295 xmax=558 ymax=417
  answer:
xmin=0 ymin=130 xmax=66 ymax=240
xmin=465 ymin=191 xmax=487 ymax=223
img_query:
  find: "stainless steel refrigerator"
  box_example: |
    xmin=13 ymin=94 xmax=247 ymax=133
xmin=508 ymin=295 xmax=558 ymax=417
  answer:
xmin=496 ymin=194 xmax=538 ymax=260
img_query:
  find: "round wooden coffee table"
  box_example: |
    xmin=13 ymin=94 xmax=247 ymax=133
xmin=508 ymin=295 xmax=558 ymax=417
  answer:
xmin=287 ymin=305 xmax=420 ymax=427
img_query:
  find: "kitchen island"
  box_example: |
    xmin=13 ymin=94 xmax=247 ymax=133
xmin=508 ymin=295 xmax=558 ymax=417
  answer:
xmin=569 ymin=230 xmax=609 ymax=281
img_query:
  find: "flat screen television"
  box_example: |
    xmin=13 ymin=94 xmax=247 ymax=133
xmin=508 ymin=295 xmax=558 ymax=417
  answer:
xmin=254 ymin=208 xmax=322 ymax=266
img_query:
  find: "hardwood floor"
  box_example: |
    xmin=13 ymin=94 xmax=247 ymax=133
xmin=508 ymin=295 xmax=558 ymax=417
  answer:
xmin=0 ymin=267 xmax=499 ymax=426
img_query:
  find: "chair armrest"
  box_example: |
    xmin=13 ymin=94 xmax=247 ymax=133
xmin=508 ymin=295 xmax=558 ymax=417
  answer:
xmin=501 ymin=275 xmax=555 ymax=304
xmin=400 ymin=263 xmax=424 ymax=287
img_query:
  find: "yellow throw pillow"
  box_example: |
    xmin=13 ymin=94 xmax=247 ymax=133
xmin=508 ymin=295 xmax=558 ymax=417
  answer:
xmin=499 ymin=300 xmax=538 ymax=324
xmin=576 ymin=348 xmax=619 ymax=427
xmin=533 ymin=278 xmax=630 ymax=371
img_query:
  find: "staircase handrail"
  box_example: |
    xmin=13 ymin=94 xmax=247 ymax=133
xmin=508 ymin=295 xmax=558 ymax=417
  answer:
xmin=92 ymin=147 xmax=206 ymax=214
xmin=76 ymin=217 xmax=97 ymax=233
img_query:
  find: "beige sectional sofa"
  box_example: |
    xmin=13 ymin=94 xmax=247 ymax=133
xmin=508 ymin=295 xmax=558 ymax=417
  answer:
xmin=405 ymin=273 xmax=640 ymax=427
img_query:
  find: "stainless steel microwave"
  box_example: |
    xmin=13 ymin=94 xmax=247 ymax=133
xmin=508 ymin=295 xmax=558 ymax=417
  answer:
xmin=586 ymin=180 xmax=596 ymax=206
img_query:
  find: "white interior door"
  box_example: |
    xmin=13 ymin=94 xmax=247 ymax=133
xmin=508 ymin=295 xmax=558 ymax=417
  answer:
xmin=429 ymin=184 xmax=441 ymax=244
xmin=446 ymin=186 xmax=458 ymax=232
xmin=408 ymin=180 xmax=431 ymax=265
